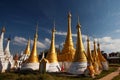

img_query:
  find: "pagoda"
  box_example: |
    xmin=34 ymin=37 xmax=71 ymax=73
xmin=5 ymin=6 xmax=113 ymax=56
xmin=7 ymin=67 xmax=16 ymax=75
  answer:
xmin=46 ymin=26 xmax=61 ymax=72
xmin=21 ymin=25 xmax=39 ymax=70
xmin=4 ymin=37 xmax=14 ymax=69
xmin=84 ymin=36 xmax=95 ymax=78
xmin=68 ymin=17 xmax=87 ymax=74
xmin=19 ymin=38 xmax=31 ymax=63
xmin=92 ymin=40 xmax=102 ymax=75
xmin=0 ymin=27 xmax=5 ymax=60
xmin=57 ymin=12 xmax=75 ymax=71
xmin=0 ymin=27 xmax=13 ymax=72
xmin=97 ymin=42 xmax=109 ymax=70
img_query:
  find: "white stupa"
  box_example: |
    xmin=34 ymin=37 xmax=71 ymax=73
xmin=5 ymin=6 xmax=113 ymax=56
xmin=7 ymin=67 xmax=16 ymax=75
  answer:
xmin=0 ymin=27 xmax=13 ymax=72
xmin=4 ymin=37 xmax=14 ymax=70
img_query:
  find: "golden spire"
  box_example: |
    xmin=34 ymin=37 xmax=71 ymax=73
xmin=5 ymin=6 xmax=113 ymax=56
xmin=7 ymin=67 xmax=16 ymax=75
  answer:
xmin=61 ymin=12 xmax=75 ymax=61
xmin=24 ymin=38 xmax=30 ymax=55
xmin=87 ymin=36 xmax=93 ymax=63
xmin=93 ymin=40 xmax=102 ymax=69
xmin=27 ymin=24 xmax=39 ymax=63
xmin=97 ymin=42 xmax=106 ymax=62
xmin=86 ymin=36 xmax=95 ymax=77
xmin=46 ymin=22 xmax=58 ymax=63
xmin=73 ymin=17 xmax=87 ymax=62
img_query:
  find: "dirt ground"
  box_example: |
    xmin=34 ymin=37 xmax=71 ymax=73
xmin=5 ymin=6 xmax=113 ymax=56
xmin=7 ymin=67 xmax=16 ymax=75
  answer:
xmin=99 ymin=67 xmax=120 ymax=80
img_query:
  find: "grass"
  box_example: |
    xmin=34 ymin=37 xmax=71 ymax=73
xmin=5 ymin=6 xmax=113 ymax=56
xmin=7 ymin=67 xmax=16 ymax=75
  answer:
xmin=109 ymin=63 xmax=120 ymax=67
xmin=112 ymin=74 xmax=120 ymax=80
xmin=0 ymin=67 xmax=118 ymax=80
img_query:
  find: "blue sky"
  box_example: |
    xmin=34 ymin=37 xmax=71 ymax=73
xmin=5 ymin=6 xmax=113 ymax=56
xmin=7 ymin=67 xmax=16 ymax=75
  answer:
xmin=0 ymin=0 xmax=120 ymax=55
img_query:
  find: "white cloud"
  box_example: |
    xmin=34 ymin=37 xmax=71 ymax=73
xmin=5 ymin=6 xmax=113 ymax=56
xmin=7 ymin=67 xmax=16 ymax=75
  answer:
xmin=13 ymin=36 xmax=46 ymax=49
xmin=37 ymin=41 xmax=46 ymax=48
xmin=13 ymin=34 xmax=120 ymax=53
xmin=99 ymin=37 xmax=120 ymax=53
xmin=45 ymin=38 xmax=51 ymax=44
xmin=55 ymin=31 xmax=67 ymax=36
xmin=55 ymin=31 xmax=87 ymax=39
xmin=115 ymin=29 xmax=120 ymax=33
xmin=56 ymin=31 xmax=120 ymax=53
xmin=83 ymin=36 xmax=120 ymax=53
xmin=13 ymin=36 xmax=28 ymax=46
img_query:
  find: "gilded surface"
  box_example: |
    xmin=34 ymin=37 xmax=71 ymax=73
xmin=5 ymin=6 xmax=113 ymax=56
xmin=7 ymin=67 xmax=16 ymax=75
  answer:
xmin=87 ymin=37 xmax=94 ymax=63
xmin=73 ymin=20 xmax=87 ymax=62
xmin=27 ymin=27 xmax=39 ymax=63
xmin=58 ymin=12 xmax=75 ymax=62
xmin=86 ymin=37 xmax=95 ymax=75
xmin=93 ymin=41 xmax=102 ymax=69
xmin=46 ymin=27 xmax=58 ymax=63
xmin=24 ymin=39 xmax=30 ymax=55
xmin=97 ymin=43 xmax=106 ymax=62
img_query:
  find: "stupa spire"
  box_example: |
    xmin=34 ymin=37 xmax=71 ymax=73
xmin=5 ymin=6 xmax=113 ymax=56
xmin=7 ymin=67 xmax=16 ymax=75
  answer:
xmin=97 ymin=42 xmax=106 ymax=62
xmin=68 ymin=17 xmax=87 ymax=74
xmin=23 ymin=38 xmax=30 ymax=55
xmin=87 ymin=36 xmax=93 ymax=63
xmin=86 ymin=36 xmax=95 ymax=77
xmin=4 ymin=37 xmax=11 ymax=56
xmin=74 ymin=16 xmax=87 ymax=62
xmin=1 ymin=27 xmax=5 ymax=32
xmin=60 ymin=12 xmax=75 ymax=61
xmin=0 ymin=26 xmax=5 ymax=55
xmin=41 ymin=52 xmax=45 ymax=59
xmin=46 ymin=22 xmax=58 ymax=63
xmin=93 ymin=40 xmax=102 ymax=71
xmin=97 ymin=42 xmax=109 ymax=70
xmin=27 ymin=24 xmax=39 ymax=63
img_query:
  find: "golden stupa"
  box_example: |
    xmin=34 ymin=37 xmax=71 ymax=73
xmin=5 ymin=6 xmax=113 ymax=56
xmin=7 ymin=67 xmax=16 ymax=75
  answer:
xmin=73 ymin=17 xmax=87 ymax=62
xmin=67 ymin=17 xmax=87 ymax=74
xmin=87 ymin=36 xmax=93 ymax=63
xmin=45 ymin=23 xmax=61 ymax=72
xmin=46 ymin=25 xmax=58 ymax=63
xmin=92 ymin=40 xmax=102 ymax=75
xmin=97 ymin=42 xmax=109 ymax=70
xmin=86 ymin=36 xmax=95 ymax=77
xmin=27 ymin=26 xmax=39 ymax=63
xmin=23 ymin=38 xmax=30 ymax=55
xmin=57 ymin=12 xmax=75 ymax=62
xmin=97 ymin=42 xmax=106 ymax=62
